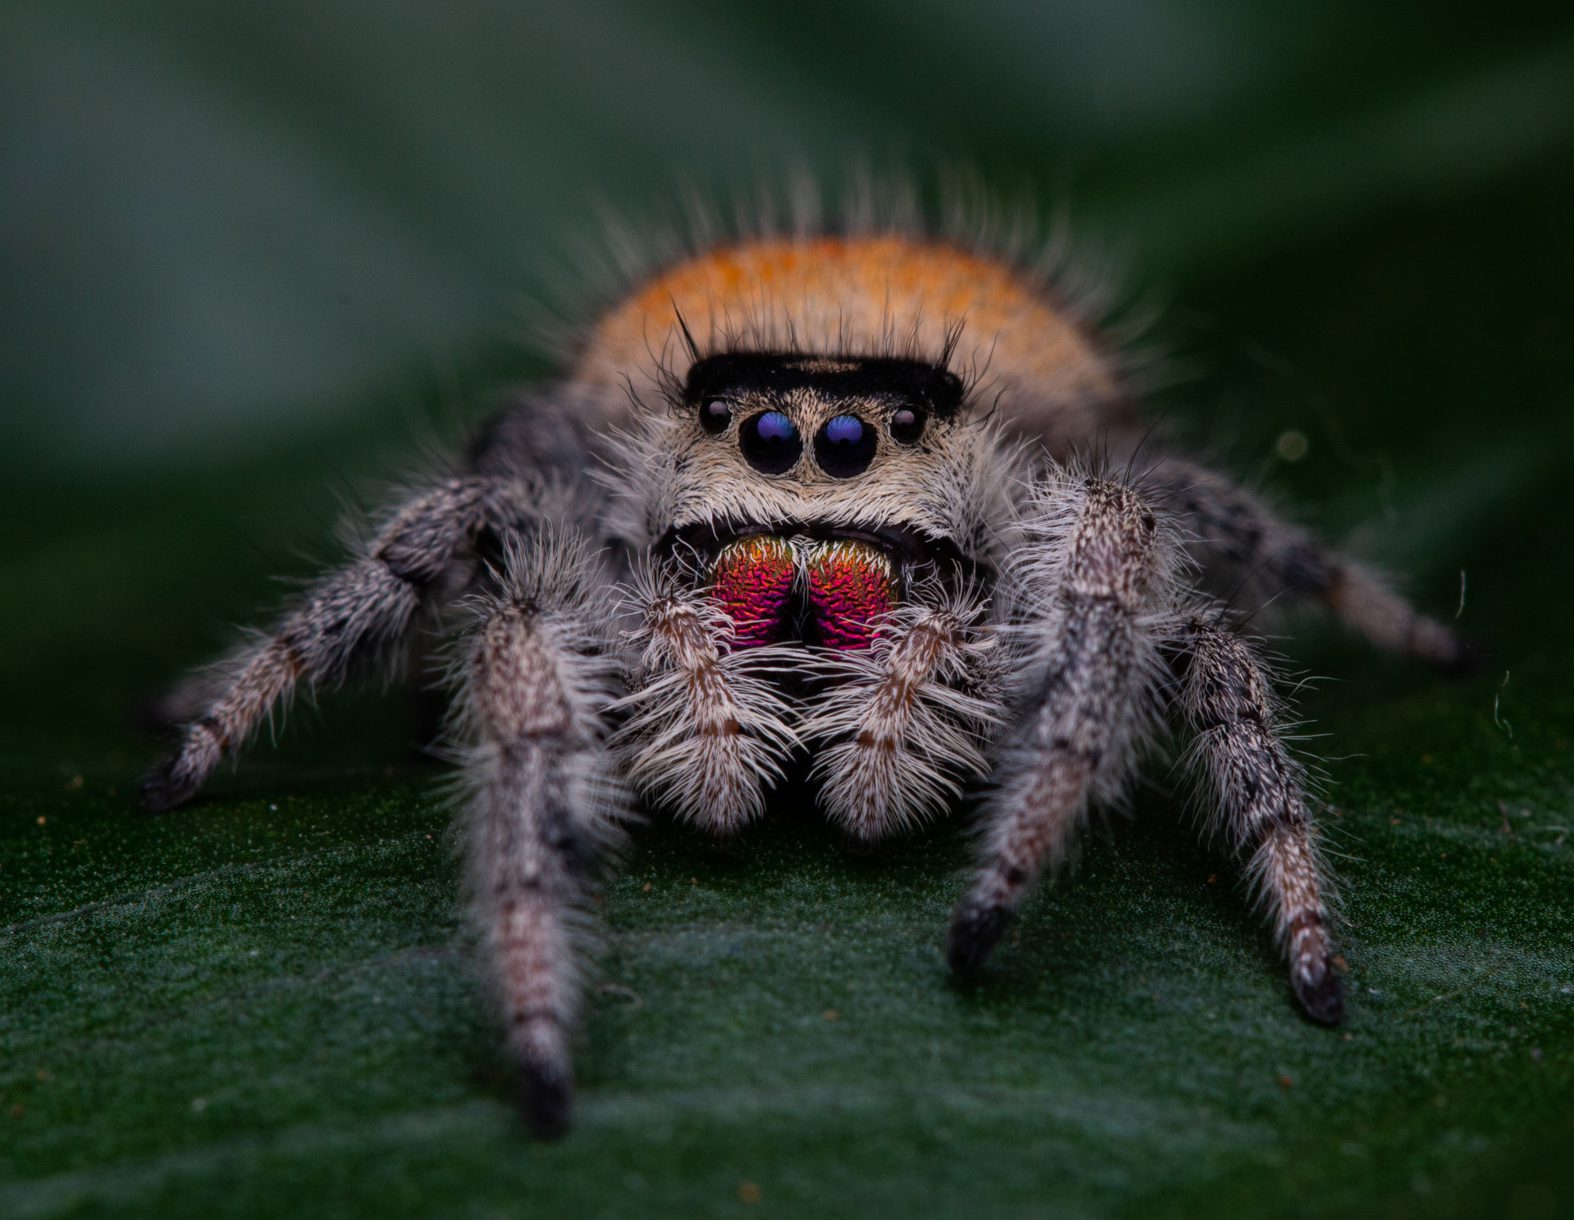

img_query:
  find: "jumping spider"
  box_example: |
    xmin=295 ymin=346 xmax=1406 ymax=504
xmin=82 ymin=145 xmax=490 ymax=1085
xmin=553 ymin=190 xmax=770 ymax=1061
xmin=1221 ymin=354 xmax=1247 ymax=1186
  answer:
xmin=142 ymin=214 xmax=1472 ymax=1137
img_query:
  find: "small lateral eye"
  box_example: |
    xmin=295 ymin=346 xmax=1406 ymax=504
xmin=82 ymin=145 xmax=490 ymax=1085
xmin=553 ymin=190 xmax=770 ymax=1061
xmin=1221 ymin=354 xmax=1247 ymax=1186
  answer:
xmin=889 ymin=405 xmax=925 ymax=444
xmin=700 ymin=399 xmax=732 ymax=435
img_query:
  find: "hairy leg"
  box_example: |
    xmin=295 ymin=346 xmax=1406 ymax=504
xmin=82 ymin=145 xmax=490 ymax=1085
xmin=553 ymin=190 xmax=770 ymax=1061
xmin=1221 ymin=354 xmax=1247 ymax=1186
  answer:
xmin=1144 ymin=455 xmax=1475 ymax=672
xmin=614 ymin=573 xmax=799 ymax=836
xmin=949 ymin=472 xmax=1174 ymax=974
xmin=804 ymin=589 xmax=999 ymax=842
xmin=453 ymin=527 xmax=629 ymax=1137
xmin=140 ymin=476 xmax=541 ymax=811
xmin=1174 ymin=616 xmax=1344 ymax=1023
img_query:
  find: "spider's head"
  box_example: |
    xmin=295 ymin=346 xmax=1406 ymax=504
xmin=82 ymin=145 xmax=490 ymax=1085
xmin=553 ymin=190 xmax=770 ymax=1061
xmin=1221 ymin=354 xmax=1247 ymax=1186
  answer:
xmin=642 ymin=349 xmax=989 ymax=646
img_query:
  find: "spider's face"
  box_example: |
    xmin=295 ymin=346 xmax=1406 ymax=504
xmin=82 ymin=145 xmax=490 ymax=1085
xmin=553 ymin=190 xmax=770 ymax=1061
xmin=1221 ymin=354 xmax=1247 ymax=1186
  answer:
xmin=657 ymin=351 xmax=974 ymax=545
xmin=650 ymin=351 xmax=983 ymax=648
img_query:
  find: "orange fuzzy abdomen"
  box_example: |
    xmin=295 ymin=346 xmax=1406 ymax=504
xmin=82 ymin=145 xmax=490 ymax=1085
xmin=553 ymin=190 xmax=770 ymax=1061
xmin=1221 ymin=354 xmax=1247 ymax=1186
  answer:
xmin=575 ymin=236 xmax=1117 ymax=417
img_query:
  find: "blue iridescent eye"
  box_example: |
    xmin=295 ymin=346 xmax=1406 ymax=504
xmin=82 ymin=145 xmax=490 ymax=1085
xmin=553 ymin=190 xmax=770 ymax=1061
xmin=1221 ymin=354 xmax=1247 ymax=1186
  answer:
xmin=740 ymin=410 xmax=801 ymax=474
xmin=814 ymin=414 xmax=876 ymax=478
xmin=755 ymin=411 xmax=795 ymax=442
xmin=825 ymin=415 xmax=863 ymax=445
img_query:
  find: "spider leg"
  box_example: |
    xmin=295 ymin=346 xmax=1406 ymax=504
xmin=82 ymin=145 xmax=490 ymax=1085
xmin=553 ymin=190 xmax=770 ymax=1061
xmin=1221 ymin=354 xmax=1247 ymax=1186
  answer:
xmin=1173 ymin=616 xmax=1344 ymax=1023
xmin=949 ymin=472 xmax=1173 ymax=974
xmin=140 ymin=476 xmax=542 ymax=811
xmin=454 ymin=526 xmax=629 ymax=1137
xmin=803 ymin=590 xmax=999 ymax=842
xmin=1145 ymin=455 xmax=1476 ymax=673
xmin=614 ymin=577 xmax=799 ymax=836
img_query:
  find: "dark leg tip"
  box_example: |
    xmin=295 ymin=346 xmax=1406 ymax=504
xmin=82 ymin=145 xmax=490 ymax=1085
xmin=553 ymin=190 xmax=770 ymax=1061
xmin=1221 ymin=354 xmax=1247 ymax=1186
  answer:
xmin=1293 ymin=964 xmax=1346 ymax=1025
xmin=947 ymin=902 xmax=1010 ymax=979
xmin=518 ymin=1060 xmax=573 ymax=1140
xmin=138 ymin=761 xmax=196 ymax=813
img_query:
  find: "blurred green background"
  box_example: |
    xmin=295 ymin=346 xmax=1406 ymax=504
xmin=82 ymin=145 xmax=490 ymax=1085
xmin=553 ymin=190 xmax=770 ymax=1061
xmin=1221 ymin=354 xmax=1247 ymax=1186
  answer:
xmin=2 ymin=3 xmax=1572 ymax=1218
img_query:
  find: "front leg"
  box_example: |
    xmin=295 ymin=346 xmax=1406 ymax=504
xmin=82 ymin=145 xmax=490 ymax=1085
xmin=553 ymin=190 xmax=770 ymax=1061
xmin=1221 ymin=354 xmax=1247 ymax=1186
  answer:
xmin=949 ymin=472 xmax=1174 ymax=973
xmin=1175 ymin=617 xmax=1344 ymax=1022
xmin=614 ymin=564 xmax=799 ymax=836
xmin=454 ymin=526 xmax=630 ymax=1137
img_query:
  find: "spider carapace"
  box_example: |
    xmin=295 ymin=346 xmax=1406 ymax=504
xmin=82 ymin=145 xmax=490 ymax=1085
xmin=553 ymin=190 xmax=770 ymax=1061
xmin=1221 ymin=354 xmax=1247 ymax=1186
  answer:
xmin=142 ymin=221 xmax=1472 ymax=1136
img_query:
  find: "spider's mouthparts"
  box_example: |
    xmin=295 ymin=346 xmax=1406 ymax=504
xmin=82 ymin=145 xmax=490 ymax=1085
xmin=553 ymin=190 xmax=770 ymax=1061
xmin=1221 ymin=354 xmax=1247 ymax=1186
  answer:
xmin=711 ymin=535 xmax=895 ymax=651
xmin=657 ymin=518 xmax=979 ymax=580
xmin=711 ymin=536 xmax=796 ymax=650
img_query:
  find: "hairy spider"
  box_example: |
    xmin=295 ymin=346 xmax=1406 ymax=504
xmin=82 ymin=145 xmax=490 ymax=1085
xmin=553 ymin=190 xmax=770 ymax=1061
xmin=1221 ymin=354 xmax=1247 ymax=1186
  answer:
xmin=141 ymin=200 xmax=1472 ymax=1137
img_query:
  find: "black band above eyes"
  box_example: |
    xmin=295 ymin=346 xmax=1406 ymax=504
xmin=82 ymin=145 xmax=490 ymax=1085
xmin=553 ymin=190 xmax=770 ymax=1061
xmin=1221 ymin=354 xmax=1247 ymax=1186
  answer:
xmin=683 ymin=351 xmax=963 ymax=417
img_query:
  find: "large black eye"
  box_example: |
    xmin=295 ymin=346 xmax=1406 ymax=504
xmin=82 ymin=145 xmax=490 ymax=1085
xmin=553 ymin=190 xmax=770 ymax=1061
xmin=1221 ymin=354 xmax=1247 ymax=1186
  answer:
xmin=814 ymin=414 xmax=876 ymax=478
xmin=699 ymin=398 xmax=732 ymax=435
xmin=889 ymin=405 xmax=925 ymax=444
xmin=740 ymin=410 xmax=801 ymax=474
